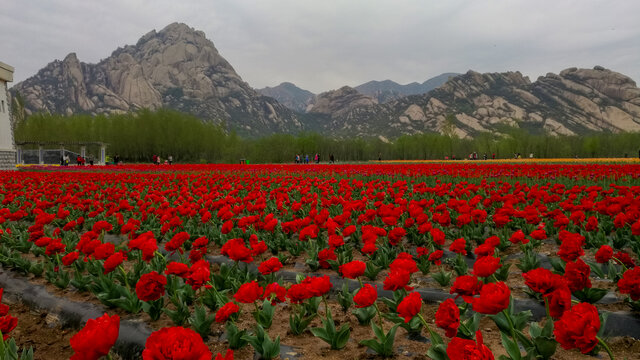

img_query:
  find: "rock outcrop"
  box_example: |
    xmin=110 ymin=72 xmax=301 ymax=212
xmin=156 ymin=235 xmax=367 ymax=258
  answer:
xmin=11 ymin=23 xmax=300 ymax=136
xmin=10 ymin=24 xmax=640 ymax=140
xmin=354 ymin=73 xmax=459 ymax=103
xmin=257 ymin=82 xmax=314 ymax=113
xmin=312 ymin=67 xmax=640 ymax=138
xmin=307 ymin=86 xmax=378 ymax=118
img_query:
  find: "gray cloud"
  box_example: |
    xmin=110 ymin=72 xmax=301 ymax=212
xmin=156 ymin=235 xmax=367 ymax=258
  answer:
xmin=2 ymin=0 xmax=639 ymax=93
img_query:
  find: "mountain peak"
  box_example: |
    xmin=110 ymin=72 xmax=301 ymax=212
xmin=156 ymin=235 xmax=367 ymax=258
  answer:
xmin=63 ymin=52 xmax=79 ymax=62
xmin=355 ymin=73 xmax=459 ymax=103
xmin=11 ymin=23 xmax=300 ymax=136
xmin=308 ymin=86 xmax=377 ymax=117
xmin=161 ymin=22 xmax=194 ymax=33
xmin=257 ymin=82 xmax=314 ymax=113
xmin=158 ymin=22 xmax=207 ymax=40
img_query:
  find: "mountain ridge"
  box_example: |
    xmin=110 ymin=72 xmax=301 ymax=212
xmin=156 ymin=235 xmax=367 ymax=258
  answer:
xmin=354 ymin=73 xmax=460 ymax=103
xmin=10 ymin=23 xmax=640 ymax=139
xmin=256 ymin=82 xmax=314 ymax=113
xmin=309 ymin=67 xmax=640 ymax=138
xmin=11 ymin=22 xmax=301 ymax=137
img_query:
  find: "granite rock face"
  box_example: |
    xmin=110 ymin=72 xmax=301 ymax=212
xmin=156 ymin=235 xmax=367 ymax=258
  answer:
xmin=257 ymin=82 xmax=314 ymax=113
xmin=307 ymin=86 xmax=378 ymax=117
xmin=312 ymin=67 xmax=640 ymax=138
xmin=11 ymin=23 xmax=300 ymax=136
xmin=11 ymin=23 xmax=640 ymax=139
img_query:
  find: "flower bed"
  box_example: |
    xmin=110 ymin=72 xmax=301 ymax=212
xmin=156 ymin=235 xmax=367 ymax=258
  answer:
xmin=1 ymin=163 xmax=640 ymax=359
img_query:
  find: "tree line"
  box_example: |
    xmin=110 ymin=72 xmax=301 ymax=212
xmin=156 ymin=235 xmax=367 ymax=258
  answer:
xmin=14 ymin=109 xmax=640 ymax=163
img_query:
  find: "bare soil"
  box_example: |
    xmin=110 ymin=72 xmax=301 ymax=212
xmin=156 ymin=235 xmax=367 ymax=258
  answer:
xmin=7 ymin=274 xmax=640 ymax=360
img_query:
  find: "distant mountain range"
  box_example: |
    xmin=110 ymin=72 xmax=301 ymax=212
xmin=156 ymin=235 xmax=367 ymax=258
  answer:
xmin=305 ymin=68 xmax=640 ymax=138
xmin=11 ymin=23 xmax=640 ymax=138
xmin=256 ymin=82 xmax=314 ymax=113
xmin=354 ymin=73 xmax=460 ymax=103
xmin=256 ymin=73 xmax=458 ymax=112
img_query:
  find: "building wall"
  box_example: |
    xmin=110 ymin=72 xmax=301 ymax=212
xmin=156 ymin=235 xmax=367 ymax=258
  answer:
xmin=0 ymin=79 xmax=13 ymax=150
xmin=0 ymin=62 xmax=16 ymax=170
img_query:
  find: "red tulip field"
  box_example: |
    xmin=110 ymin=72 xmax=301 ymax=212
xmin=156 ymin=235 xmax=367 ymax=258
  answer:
xmin=1 ymin=163 xmax=640 ymax=359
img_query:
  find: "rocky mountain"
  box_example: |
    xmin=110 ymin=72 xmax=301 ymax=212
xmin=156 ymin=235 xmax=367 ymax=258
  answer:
xmin=355 ymin=73 xmax=459 ymax=103
xmin=309 ymin=66 xmax=640 ymax=138
xmin=10 ymin=23 xmax=301 ymax=136
xmin=257 ymin=82 xmax=314 ymax=113
xmin=11 ymin=23 xmax=640 ymax=139
xmin=308 ymin=86 xmax=377 ymax=117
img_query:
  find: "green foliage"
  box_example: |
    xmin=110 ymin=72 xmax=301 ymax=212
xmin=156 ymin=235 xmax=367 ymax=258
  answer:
xmin=226 ymin=322 xmax=249 ymax=350
xmin=0 ymin=334 xmax=34 ymax=360
xmin=253 ymin=299 xmax=276 ymax=329
xmin=188 ymin=305 xmax=215 ymax=339
xmin=15 ymin=109 xmax=226 ymax=163
xmin=15 ymin=108 xmax=640 ymax=163
xmin=243 ymin=324 xmax=280 ymax=360
xmin=310 ymin=309 xmax=351 ymax=350
xmin=359 ymin=323 xmax=399 ymax=358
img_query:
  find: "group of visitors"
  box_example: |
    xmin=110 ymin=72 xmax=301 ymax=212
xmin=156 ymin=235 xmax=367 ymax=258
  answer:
xmin=60 ymin=154 xmax=92 ymax=166
xmin=446 ymin=153 xmax=497 ymax=160
xmin=467 ymin=152 xmax=497 ymax=160
xmin=295 ymin=153 xmax=336 ymax=164
xmin=294 ymin=154 xmax=309 ymax=164
xmin=151 ymin=154 xmax=173 ymax=165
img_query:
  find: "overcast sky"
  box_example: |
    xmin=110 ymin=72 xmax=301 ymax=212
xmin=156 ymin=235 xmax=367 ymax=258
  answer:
xmin=2 ymin=0 xmax=639 ymax=93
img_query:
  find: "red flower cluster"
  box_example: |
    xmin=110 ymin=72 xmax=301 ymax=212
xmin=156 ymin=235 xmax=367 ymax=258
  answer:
xmin=258 ymin=257 xmax=283 ymax=275
xmin=234 ymin=280 xmax=264 ymax=303
xmin=554 ymin=303 xmax=600 ymax=354
xmin=339 ymin=260 xmax=366 ymax=279
xmin=618 ymin=267 xmax=640 ymax=301
xmin=136 ymin=271 xmax=167 ymax=302
xmin=215 ymin=302 xmax=240 ymax=323
xmin=0 ymin=289 xmax=18 ymax=341
xmin=435 ymin=298 xmax=460 ymax=337
xmin=397 ymin=292 xmax=422 ymax=323
xmin=221 ymin=238 xmax=254 ymax=263
xmin=70 ymin=313 xmax=120 ymax=360
xmin=471 ymin=282 xmax=510 ymax=315
xmin=523 ymin=268 xmax=571 ymax=318
xmin=286 ymin=276 xmax=333 ymax=303
xmin=446 ymin=330 xmax=494 ymax=360
xmin=142 ymin=326 xmax=211 ymax=360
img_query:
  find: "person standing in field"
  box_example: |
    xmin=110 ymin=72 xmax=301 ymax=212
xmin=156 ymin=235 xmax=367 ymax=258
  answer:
xmin=168 ymin=155 xmax=173 ymax=165
xmin=330 ymin=154 xmax=335 ymax=164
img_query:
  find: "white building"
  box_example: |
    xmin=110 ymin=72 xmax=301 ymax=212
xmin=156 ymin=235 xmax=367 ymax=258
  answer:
xmin=0 ymin=62 xmax=15 ymax=170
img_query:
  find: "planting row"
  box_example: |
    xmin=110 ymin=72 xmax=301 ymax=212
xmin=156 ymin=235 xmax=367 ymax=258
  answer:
xmin=0 ymin=164 xmax=639 ymax=359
